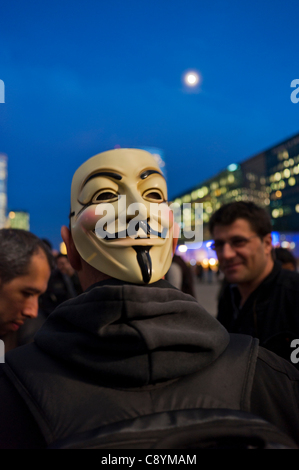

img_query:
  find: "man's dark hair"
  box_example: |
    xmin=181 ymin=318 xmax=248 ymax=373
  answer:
xmin=56 ymin=253 xmax=68 ymax=261
xmin=209 ymin=201 xmax=272 ymax=238
xmin=0 ymin=229 xmax=55 ymax=284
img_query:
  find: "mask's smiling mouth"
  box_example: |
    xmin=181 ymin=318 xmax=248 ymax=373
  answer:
xmin=93 ymin=219 xmax=168 ymax=241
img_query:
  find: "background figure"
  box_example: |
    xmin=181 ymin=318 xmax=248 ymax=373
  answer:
xmin=165 ymin=253 xmax=195 ymax=296
xmin=195 ymin=263 xmax=204 ymax=282
xmin=39 ymin=253 xmax=82 ymax=317
xmin=209 ymin=201 xmax=299 ymax=366
xmin=0 ymin=229 xmax=53 ymax=352
xmin=274 ymin=247 xmax=297 ymax=271
xmin=56 ymin=253 xmax=82 ymax=296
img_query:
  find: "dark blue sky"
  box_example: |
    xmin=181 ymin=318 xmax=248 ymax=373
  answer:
xmin=1 ymin=0 xmax=299 ymax=249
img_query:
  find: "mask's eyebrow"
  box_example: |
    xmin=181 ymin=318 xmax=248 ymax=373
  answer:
xmin=140 ymin=169 xmax=164 ymax=180
xmin=83 ymin=171 xmax=122 ymax=187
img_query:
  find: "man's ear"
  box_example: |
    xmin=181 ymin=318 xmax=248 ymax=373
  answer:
xmin=263 ymin=233 xmax=273 ymax=255
xmin=61 ymin=226 xmax=82 ymax=271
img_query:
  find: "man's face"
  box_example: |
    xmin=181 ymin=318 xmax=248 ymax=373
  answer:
xmin=212 ymin=218 xmax=273 ymax=285
xmin=70 ymin=149 xmax=174 ymax=284
xmin=0 ymin=250 xmax=51 ymax=336
xmin=56 ymin=256 xmax=73 ymax=276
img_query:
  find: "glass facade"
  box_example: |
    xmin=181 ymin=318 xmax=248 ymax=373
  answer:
xmin=171 ymin=131 xmax=299 ymax=262
xmin=171 ymin=154 xmax=268 ymax=243
xmin=264 ymin=134 xmax=299 ymax=232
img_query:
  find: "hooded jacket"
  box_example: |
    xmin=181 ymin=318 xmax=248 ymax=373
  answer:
xmin=0 ymin=279 xmax=299 ymax=448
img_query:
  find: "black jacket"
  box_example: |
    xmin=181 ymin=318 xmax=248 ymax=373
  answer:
xmin=1 ymin=279 xmax=299 ymax=448
xmin=217 ymin=262 xmax=299 ymax=363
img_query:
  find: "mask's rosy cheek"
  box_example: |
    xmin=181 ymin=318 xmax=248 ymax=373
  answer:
xmin=77 ymin=206 xmax=101 ymax=231
xmin=164 ymin=205 xmax=174 ymax=229
xmin=157 ymin=203 xmax=174 ymax=229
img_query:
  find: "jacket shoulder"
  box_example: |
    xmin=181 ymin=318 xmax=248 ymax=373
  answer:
xmin=257 ymin=345 xmax=299 ymax=380
xmin=251 ymin=346 xmax=299 ymax=446
xmin=276 ymin=268 xmax=299 ymax=293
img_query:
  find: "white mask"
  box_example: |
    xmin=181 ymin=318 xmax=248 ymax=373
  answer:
xmin=70 ymin=148 xmax=174 ymax=284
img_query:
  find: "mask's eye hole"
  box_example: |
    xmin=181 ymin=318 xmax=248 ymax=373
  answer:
xmin=92 ymin=191 xmax=119 ymax=203
xmin=143 ymin=189 xmax=165 ymax=202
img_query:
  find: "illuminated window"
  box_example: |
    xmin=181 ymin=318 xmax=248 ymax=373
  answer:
xmin=283 ymin=169 xmax=291 ymax=178
xmin=272 ymin=209 xmax=280 ymax=218
xmin=278 ymin=180 xmax=286 ymax=189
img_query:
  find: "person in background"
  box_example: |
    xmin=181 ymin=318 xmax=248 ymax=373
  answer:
xmin=165 ymin=253 xmax=195 ymax=296
xmin=0 ymin=229 xmax=53 ymax=352
xmin=209 ymin=201 xmax=299 ymax=364
xmin=55 ymin=253 xmax=82 ymax=296
xmin=274 ymin=247 xmax=297 ymax=271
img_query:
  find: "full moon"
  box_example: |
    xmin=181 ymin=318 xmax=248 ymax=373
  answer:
xmin=184 ymin=71 xmax=200 ymax=87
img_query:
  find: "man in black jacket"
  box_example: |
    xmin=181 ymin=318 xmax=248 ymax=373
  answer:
xmin=209 ymin=201 xmax=299 ymax=364
xmin=1 ymin=150 xmax=299 ymax=449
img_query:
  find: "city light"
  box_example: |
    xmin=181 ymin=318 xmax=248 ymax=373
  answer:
xmin=227 ymin=164 xmax=238 ymax=172
xmin=60 ymin=242 xmax=67 ymax=255
xmin=178 ymin=245 xmax=188 ymax=253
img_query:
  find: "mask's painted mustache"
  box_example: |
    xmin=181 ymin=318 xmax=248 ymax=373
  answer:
xmin=101 ymin=220 xmax=168 ymax=240
xmin=133 ymin=246 xmax=152 ymax=284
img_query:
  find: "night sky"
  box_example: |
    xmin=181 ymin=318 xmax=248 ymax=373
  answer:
xmin=1 ymin=0 xmax=299 ymax=249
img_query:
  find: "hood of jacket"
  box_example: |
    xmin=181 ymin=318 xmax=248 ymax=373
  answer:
xmin=34 ymin=279 xmax=230 ymax=387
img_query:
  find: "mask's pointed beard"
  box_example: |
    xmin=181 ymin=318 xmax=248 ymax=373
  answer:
xmin=133 ymin=246 xmax=152 ymax=284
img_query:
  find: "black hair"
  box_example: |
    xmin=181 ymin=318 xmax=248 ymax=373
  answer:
xmin=274 ymin=247 xmax=297 ymax=269
xmin=209 ymin=201 xmax=272 ymax=239
xmin=55 ymin=253 xmax=68 ymax=260
xmin=0 ymin=229 xmax=55 ymax=284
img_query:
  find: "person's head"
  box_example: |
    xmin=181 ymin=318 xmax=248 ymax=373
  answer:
xmin=274 ymin=247 xmax=297 ymax=271
xmin=61 ymin=148 xmax=176 ymax=290
xmin=208 ymin=202 xmax=274 ymax=286
xmin=56 ymin=253 xmax=74 ymax=276
xmin=0 ymin=229 xmax=54 ymax=336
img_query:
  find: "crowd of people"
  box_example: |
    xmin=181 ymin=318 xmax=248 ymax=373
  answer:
xmin=0 ymin=148 xmax=299 ymax=449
